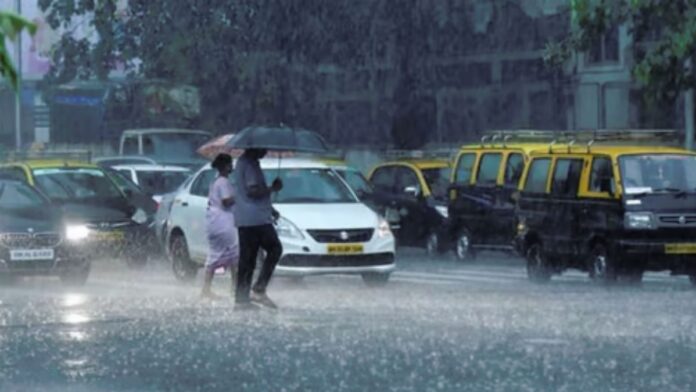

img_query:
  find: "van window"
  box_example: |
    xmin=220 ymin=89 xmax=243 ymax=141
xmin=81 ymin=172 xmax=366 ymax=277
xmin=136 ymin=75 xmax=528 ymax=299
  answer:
xmin=477 ymin=153 xmax=502 ymax=185
xmin=504 ymin=153 xmax=524 ymax=187
xmin=551 ymin=159 xmax=583 ymax=196
xmin=524 ymin=158 xmax=551 ymax=193
xmin=395 ymin=167 xmax=421 ymax=194
xmin=454 ymin=153 xmax=476 ymax=184
xmin=589 ymin=157 xmax=615 ymax=194
xmin=122 ymin=136 xmax=139 ymax=155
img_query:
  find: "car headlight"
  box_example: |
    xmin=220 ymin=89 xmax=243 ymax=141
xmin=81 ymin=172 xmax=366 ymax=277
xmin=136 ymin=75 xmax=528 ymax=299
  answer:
xmin=66 ymin=224 xmax=90 ymax=242
xmin=624 ymin=212 xmax=656 ymax=230
xmin=131 ymin=208 xmax=148 ymax=225
xmin=377 ymin=217 xmax=393 ymax=238
xmin=435 ymin=205 xmax=449 ymax=219
xmin=275 ymin=217 xmax=304 ymax=240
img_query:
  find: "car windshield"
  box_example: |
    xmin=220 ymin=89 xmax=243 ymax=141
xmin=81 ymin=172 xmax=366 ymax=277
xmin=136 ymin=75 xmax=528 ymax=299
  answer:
xmin=421 ymin=167 xmax=451 ymax=199
xmin=335 ymin=168 xmax=373 ymax=196
xmin=619 ymin=154 xmax=696 ymax=194
xmin=144 ymin=133 xmax=211 ymax=159
xmin=0 ymin=181 xmax=47 ymax=210
xmin=136 ymin=170 xmax=190 ymax=195
xmin=264 ymin=168 xmax=357 ymax=204
xmin=33 ymin=167 xmax=123 ymax=202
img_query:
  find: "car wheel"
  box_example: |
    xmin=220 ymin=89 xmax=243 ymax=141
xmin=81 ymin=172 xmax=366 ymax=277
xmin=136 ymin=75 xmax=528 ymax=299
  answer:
xmin=60 ymin=262 xmax=91 ymax=286
xmin=589 ymin=243 xmax=617 ymax=284
xmin=170 ymin=234 xmax=198 ymax=282
xmin=425 ymin=233 xmax=439 ymax=257
xmin=362 ymin=273 xmax=390 ymax=287
xmin=526 ymin=243 xmax=550 ymax=283
xmin=454 ymin=229 xmax=475 ymax=262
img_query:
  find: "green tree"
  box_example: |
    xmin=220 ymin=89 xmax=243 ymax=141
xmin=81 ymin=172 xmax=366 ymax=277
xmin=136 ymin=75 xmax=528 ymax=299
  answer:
xmin=0 ymin=11 xmax=36 ymax=90
xmin=546 ymin=0 xmax=696 ymax=106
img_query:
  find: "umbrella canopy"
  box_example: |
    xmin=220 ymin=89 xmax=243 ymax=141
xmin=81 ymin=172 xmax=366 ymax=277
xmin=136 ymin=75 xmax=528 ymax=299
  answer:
xmin=197 ymin=133 xmax=297 ymax=160
xmin=225 ymin=125 xmax=329 ymax=153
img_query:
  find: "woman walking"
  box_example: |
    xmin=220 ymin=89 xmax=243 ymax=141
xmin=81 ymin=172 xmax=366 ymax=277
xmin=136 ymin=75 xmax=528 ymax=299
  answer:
xmin=202 ymin=153 xmax=239 ymax=299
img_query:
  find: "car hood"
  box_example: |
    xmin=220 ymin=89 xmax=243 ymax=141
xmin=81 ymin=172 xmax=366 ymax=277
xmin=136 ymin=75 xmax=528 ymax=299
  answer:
xmin=276 ymin=203 xmax=379 ymax=230
xmin=0 ymin=208 xmax=61 ymax=233
xmin=60 ymin=202 xmax=133 ymax=224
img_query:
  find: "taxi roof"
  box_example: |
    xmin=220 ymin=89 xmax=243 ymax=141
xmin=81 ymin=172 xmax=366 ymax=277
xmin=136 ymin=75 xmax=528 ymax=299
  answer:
xmin=379 ymin=158 xmax=450 ymax=169
xmin=1 ymin=159 xmax=99 ymax=170
xmin=527 ymin=144 xmax=696 ymax=158
xmin=457 ymin=143 xmax=553 ymax=155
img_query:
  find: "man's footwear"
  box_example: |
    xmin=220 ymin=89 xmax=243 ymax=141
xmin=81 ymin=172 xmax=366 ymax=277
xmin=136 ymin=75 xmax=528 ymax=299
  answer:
xmin=200 ymin=290 xmax=223 ymax=301
xmin=234 ymin=301 xmax=260 ymax=311
xmin=250 ymin=291 xmax=278 ymax=309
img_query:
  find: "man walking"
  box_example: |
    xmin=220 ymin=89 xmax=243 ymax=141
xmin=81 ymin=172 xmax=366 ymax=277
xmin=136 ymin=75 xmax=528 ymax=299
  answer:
xmin=233 ymin=148 xmax=283 ymax=309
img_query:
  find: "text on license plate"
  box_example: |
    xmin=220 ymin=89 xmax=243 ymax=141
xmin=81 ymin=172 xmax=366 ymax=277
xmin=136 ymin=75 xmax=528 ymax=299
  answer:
xmin=327 ymin=244 xmax=364 ymax=254
xmin=665 ymin=243 xmax=696 ymax=254
xmin=92 ymin=231 xmax=125 ymax=241
xmin=10 ymin=248 xmax=55 ymax=261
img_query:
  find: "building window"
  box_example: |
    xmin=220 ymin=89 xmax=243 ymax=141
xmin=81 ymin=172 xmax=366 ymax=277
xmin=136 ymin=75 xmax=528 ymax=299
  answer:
xmin=587 ymin=26 xmax=619 ymax=65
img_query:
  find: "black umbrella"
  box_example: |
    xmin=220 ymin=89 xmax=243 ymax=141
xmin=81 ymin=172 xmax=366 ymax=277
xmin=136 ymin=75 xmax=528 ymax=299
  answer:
xmin=225 ymin=125 xmax=329 ymax=153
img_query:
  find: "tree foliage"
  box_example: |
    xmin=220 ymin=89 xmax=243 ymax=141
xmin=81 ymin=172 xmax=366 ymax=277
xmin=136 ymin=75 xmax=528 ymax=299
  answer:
xmin=546 ymin=0 xmax=696 ymax=104
xmin=0 ymin=11 xmax=37 ymax=90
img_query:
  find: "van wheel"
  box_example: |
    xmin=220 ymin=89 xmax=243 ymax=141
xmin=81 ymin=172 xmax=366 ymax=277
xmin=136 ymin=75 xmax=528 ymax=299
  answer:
xmin=454 ymin=229 xmax=475 ymax=262
xmin=425 ymin=233 xmax=439 ymax=257
xmin=526 ymin=243 xmax=550 ymax=283
xmin=589 ymin=243 xmax=617 ymax=284
xmin=170 ymin=234 xmax=198 ymax=282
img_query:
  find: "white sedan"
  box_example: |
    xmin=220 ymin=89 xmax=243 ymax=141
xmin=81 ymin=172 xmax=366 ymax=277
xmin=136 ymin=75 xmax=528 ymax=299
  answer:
xmin=112 ymin=164 xmax=191 ymax=203
xmin=165 ymin=158 xmax=396 ymax=286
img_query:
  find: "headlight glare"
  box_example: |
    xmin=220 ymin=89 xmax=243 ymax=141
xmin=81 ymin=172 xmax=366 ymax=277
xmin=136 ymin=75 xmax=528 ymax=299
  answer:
xmin=624 ymin=212 xmax=656 ymax=230
xmin=66 ymin=225 xmax=90 ymax=241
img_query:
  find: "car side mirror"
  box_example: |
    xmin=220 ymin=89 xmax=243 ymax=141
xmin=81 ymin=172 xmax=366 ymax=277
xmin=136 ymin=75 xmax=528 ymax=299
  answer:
xmin=404 ymin=186 xmax=421 ymax=198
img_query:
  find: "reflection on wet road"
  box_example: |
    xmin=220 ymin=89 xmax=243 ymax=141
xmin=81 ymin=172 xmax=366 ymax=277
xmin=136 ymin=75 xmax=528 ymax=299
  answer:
xmin=1 ymin=252 xmax=695 ymax=391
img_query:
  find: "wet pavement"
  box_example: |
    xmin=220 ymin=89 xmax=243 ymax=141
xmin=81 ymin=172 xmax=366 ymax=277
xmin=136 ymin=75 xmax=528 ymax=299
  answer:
xmin=1 ymin=251 xmax=695 ymax=391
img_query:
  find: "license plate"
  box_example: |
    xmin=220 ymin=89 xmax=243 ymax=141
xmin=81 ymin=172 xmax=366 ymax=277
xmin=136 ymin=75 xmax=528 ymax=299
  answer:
xmin=92 ymin=231 xmax=125 ymax=241
xmin=327 ymin=244 xmax=364 ymax=255
xmin=665 ymin=243 xmax=696 ymax=254
xmin=10 ymin=248 xmax=55 ymax=261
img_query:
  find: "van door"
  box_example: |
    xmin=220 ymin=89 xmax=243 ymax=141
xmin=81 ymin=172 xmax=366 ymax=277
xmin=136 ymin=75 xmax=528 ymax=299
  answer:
xmin=472 ymin=152 xmax=503 ymax=245
xmin=489 ymin=152 xmax=525 ymax=246
xmin=548 ymin=158 xmax=583 ymax=258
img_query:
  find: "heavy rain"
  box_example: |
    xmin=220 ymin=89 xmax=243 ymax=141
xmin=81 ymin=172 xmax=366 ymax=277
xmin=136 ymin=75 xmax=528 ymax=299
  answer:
xmin=1 ymin=1 xmax=696 ymax=391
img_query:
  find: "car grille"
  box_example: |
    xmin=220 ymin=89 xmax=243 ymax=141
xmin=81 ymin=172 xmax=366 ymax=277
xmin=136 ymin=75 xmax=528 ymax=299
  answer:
xmin=0 ymin=233 xmax=62 ymax=249
xmin=306 ymin=229 xmax=374 ymax=243
xmin=86 ymin=221 xmax=132 ymax=231
xmin=280 ymin=253 xmax=394 ymax=268
xmin=657 ymin=214 xmax=696 ymax=228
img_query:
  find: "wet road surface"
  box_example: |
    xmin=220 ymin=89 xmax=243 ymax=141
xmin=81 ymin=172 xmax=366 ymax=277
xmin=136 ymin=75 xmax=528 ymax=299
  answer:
xmin=1 ymin=251 xmax=695 ymax=391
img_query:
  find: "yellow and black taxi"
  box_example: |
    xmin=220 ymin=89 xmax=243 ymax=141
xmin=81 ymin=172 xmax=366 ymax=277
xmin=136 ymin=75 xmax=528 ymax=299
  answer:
xmin=0 ymin=160 xmax=154 ymax=267
xmin=367 ymin=156 xmax=452 ymax=254
xmin=446 ymin=137 xmax=548 ymax=261
xmin=0 ymin=177 xmax=90 ymax=285
xmin=515 ymin=143 xmax=696 ymax=285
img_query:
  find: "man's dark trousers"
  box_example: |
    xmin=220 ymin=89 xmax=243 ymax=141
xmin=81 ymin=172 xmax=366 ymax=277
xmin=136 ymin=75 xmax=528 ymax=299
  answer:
xmin=235 ymin=224 xmax=283 ymax=303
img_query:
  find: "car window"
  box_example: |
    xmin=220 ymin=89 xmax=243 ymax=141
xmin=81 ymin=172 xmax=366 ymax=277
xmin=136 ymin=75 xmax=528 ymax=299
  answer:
xmin=0 ymin=181 xmax=48 ymax=210
xmin=371 ymin=167 xmax=396 ymax=193
xmin=33 ymin=167 xmax=123 ymax=202
xmin=191 ymin=169 xmax=217 ymax=197
xmin=421 ymin=167 xmax=451 ymax=199
xmin=551 ymin=159 xmax=583 ymax=196
xmin=476 ymin=153 xmax=502 ymax=185
xmin=137 ymin=170 xmax=190 ymax=195
xmin=264 ymin=168 xmax=357 ymax=203
xmin=143 ymin=136 xmax=155 ymax=155
xmin=503 ymin=153 xmax=524 ymax=187
xmin=454 ymin=153 xmax=476 ymax=184
xmin=589 ymin=157 xmax=615 ymax=194
xmin=336 ymin=169 xmax=373 ymax=196
xmin=0 ymin=167 xmax=28 ymax=182
xmin=396 ymin=167 xmax=421 ymax=193
xmin=122 ymin=136 xmax=139 ymax=155
xmin=524 ymin=158 xmax=551 ymax=193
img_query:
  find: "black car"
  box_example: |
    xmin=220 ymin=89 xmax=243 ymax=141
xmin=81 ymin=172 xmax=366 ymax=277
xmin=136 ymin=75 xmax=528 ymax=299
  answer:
xmin=0 ymin=179 xmax=90 ymax=285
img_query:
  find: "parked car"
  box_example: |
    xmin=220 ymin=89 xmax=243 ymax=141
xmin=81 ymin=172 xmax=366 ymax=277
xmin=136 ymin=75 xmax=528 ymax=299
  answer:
xmin=516 ymin=143 xmax=696 ymax=285
xmin=112 ymin=164 xmax=191 ymax=203
xmin=165 ymin=159 xmax=396 ymax=285
xmin=367 ymin=158 xmax=452 ymax=255
xmin=119 ymin=128 xmax=212 ymax=169
xmin=0 ymin=160 xmax=155 ymax=268
xmin=0 ymin=178 xmax=90 ymax=285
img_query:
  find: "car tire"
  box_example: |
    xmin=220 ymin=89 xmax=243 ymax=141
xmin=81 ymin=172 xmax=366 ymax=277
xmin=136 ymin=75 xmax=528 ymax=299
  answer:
xmin=60 ymin=262 xmax=91 ymax=286
xmin=526 ymin=242 xmax=551 ymax=283
xmin=362 ymin=273 xmax=390 ymax=287
xmin=589 ymin=243 xmax=617 ymax=284
xmin=425 ymin=233 xmax=440 ymax=257
xmin=170 ymin=233 xmax=198 ymax=282
xmin=454 ymin=229 xmax=475 ymax=262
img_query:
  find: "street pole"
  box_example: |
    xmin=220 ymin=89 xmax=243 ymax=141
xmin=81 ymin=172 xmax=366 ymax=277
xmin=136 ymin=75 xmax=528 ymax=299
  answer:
xmin=14 ymin=0 xmax=22 ymax=151
xmin=686 ymin=89 xmax=694 ymax=150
